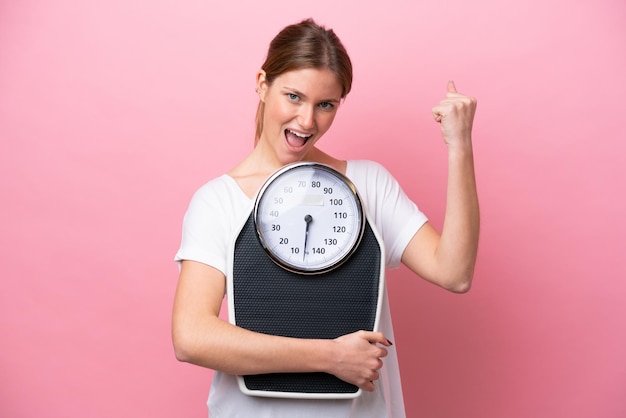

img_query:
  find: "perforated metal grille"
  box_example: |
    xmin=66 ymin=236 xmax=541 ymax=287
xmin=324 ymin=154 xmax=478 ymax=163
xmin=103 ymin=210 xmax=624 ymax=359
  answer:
xmin=232 ymin=214 xmax=382 ymax=395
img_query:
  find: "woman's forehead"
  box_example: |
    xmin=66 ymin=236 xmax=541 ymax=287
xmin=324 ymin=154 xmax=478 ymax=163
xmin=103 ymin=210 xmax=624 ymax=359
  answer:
xmin=273 ymin=68 xmax=343 ymax=100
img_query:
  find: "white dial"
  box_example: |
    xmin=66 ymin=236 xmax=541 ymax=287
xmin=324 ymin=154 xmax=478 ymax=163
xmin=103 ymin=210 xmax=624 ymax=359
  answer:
xmin=254 ymin=162 xmax=365 ymax=274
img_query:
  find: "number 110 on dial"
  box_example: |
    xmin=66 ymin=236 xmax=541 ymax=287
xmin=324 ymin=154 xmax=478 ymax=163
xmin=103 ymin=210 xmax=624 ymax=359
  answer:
xmin=253 ymin=163 xmax=365 ymax=274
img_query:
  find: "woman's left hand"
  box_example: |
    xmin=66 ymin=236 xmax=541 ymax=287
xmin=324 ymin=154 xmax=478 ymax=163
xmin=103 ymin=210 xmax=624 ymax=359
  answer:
xmin=402 ymin=80 xmax=479 ymax=293
xmin=432 ymin=81 xmax=477 ymax=150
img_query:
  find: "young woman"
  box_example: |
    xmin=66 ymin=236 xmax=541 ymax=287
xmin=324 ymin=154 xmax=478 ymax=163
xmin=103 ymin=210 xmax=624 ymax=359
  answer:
xmin=172 ymin=18 xmax=479 ymax=418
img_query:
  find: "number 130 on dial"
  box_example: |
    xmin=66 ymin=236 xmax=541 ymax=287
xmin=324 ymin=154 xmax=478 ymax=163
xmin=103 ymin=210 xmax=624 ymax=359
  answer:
xmin=253 ymin=162 xmax=365 ymax=274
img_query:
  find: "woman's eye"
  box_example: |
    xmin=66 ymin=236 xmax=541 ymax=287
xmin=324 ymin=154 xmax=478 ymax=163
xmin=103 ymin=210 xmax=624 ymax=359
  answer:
xmin=318 ymin=102 xmax=334 ymax=111
xmin=287 ymin=93 xmax=300 ymax=102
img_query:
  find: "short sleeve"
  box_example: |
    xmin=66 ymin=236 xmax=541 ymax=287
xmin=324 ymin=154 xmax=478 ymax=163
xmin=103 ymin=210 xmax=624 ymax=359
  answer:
xmin=174 ymin=176 xmax=253 ymax=275
xmin=347 ymin=161 xmax=428 ymax=269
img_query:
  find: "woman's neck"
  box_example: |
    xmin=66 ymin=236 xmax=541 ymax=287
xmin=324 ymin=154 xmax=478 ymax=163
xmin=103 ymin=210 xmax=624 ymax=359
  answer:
xmin=227 ymin=146 xmax=347 ymax=199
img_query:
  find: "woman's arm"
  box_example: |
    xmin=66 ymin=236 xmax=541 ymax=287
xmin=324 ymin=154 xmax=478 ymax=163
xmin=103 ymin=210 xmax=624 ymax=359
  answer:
xmin=402 ymin=81 xmax=479 ymax=293
xmin=171 ymin=260 xmax=392 ymax=391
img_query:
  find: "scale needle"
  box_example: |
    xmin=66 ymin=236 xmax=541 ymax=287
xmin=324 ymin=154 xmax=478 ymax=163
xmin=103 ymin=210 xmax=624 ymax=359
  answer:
xmin=303 ymin=214 xmax=312 ymax=261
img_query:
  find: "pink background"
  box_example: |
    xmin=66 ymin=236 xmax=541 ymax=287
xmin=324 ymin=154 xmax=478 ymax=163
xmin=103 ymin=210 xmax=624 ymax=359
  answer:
xmin=1 ymin=0 xmax=625 ymax=417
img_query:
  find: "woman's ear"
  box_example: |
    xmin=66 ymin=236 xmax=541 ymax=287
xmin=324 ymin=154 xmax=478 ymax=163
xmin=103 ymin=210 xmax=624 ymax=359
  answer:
xmin=255 ymin=70 xmax=267 ymax=101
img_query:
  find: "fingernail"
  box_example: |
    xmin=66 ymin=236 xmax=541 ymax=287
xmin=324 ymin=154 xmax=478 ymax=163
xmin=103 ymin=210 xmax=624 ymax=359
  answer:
xmin=387 ymin=339 xmax=393 ymax=346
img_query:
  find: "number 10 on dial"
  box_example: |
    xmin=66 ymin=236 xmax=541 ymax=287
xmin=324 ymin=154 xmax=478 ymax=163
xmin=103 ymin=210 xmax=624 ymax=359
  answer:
xmin=254 ymin=162 xmax=365 ymax=274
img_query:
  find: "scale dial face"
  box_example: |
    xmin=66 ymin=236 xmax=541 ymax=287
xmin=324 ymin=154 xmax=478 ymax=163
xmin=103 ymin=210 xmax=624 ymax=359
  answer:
xmin=254 ymin=162 xmax=365 ymax=274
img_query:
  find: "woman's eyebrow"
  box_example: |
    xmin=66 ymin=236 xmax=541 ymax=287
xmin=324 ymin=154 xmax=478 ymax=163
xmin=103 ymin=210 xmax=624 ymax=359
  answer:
xmin=282 ymin=86 xmax=340 ymax=103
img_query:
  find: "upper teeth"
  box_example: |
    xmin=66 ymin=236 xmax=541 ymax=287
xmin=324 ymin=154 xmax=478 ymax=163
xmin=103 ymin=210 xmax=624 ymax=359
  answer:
xmin=288 ymin=129 xmax=312 ymax=139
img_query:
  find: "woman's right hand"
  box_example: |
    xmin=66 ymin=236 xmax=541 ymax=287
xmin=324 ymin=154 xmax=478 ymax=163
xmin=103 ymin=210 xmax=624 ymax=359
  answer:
xmin=329 ymin=330 xmax=392 ymax=392
xmin=173 ymin=261 xmax=393 ymax=392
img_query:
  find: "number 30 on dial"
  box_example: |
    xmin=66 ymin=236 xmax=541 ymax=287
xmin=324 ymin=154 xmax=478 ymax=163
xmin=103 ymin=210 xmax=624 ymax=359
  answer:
xmin=253 ymin=162 xmax=365 ymax=274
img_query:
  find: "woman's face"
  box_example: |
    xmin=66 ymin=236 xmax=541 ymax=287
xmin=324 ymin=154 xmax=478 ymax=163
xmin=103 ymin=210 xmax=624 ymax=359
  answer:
xmin=257 ymin=67 xmax=343 ymax=164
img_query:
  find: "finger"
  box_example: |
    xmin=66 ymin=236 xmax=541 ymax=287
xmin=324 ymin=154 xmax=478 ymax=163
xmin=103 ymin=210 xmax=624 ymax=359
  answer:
xmin=432 ymin=106 xmax=443 ymax=123
xmin=447 ymin=80 xmax=457 ymax=93
xmin=362 ymin=381 xmax=376 ymax=392
xmin=362 ymin=331 xmax=393 ymax=346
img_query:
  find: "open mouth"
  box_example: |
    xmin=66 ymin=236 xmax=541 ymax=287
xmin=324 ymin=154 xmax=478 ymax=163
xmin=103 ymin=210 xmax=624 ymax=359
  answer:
xmin=285 ymin=129 xmax=313 ymax=148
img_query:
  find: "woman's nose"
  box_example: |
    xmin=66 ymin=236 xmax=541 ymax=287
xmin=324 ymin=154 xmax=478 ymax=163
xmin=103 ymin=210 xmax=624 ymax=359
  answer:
xmin=297 ymin=105 xmax=315 ymax=130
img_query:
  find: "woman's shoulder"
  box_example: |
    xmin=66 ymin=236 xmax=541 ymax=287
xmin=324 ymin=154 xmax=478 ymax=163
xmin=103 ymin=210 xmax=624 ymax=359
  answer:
xmin=346 ymin=159 xmax=394 ymax=180
xmin=189 ymin=174 xmax=250 ymax=208
xmin=347 ymin=159 xmax=386 ymax=170
xmin=194 ymin=174 xmax=237 ymax=196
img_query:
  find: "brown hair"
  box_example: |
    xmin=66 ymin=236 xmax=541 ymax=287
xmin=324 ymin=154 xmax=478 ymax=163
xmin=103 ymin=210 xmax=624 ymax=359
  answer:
xmin=255 ymin=18 xmax=353 ymax=141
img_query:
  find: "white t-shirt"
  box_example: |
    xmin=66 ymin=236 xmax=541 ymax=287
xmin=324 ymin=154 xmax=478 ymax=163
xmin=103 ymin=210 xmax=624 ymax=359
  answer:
xmin=175 ymin=160 xmax=428 ymax=418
